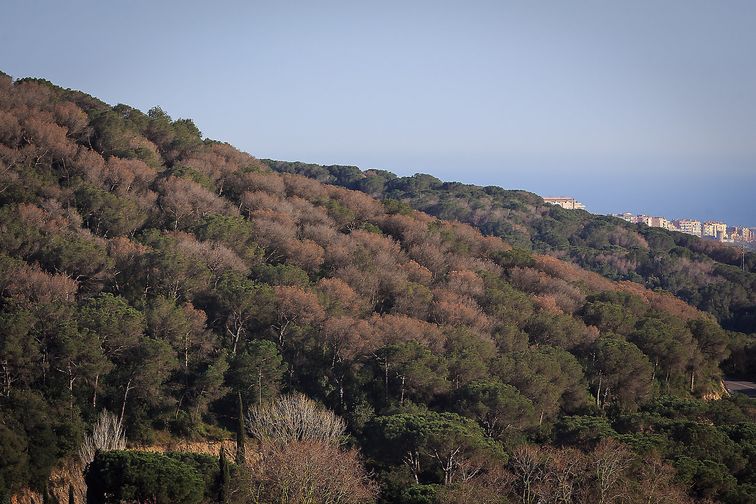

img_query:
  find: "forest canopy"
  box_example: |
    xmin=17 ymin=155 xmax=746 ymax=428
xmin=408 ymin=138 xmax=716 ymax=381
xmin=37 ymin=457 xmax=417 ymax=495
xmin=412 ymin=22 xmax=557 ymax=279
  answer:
xmin=263 ymin=160 xmax=756 ymax=335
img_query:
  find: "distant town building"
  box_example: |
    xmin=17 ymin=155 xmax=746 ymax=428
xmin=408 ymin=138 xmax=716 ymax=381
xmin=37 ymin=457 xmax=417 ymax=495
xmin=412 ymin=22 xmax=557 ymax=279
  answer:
xmin=543 ymin=197 xmax=586 ymax=210
xmin=703 ymin=221 xmax=728 ymax=240
xmin=650 ymin=216 xmax=674 ymax=229
xmin=673 ymin=219 xmax=702 ymax=237
xmin=612 ymin=213 xmax=674 ymax=230
xmin=611 ymin=213 xmax=753 ymax=243
xmin=729 ymin=226 xmax=752 ymax=242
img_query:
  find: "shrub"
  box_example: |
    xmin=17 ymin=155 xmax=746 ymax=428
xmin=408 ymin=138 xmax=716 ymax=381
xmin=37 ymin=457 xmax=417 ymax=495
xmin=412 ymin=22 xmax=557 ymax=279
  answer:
xmin=85 ymin=450 xmax=205 ymax=504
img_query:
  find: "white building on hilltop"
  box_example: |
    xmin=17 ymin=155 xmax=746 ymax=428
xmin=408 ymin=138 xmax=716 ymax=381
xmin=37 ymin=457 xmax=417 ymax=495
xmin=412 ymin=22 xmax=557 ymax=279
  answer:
xmin=543 ymin=197 xmax=586 ymax=210
xmin=612 ymin=213 xmax=673 ymax=230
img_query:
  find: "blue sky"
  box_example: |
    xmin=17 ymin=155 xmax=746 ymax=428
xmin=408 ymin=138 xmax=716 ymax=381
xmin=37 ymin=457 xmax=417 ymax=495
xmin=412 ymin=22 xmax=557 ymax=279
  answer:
xmin=2 ymin=1 xmax=755 ymax=224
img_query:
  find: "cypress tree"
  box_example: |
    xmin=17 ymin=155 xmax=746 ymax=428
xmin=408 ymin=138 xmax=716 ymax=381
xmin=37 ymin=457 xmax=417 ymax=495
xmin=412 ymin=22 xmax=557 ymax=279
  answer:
xmin=68 ymin=484 xmax=75 ymax=504
xmin=236 ymin=392 xmax=246 ymax=465
xmin=42 ymin=481 xmax=55 ymax=504
xmin=218 ymin=446 xmax=230 ymax=503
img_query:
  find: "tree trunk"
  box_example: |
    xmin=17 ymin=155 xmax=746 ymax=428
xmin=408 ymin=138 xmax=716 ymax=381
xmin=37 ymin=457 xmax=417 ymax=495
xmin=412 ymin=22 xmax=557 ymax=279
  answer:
xmin=384 ymin=359 xmax=389 ymax=399
xmin=119 ymin=378 xmax=133 ymax=427
xmin=399 ymin=375 xmax=406 ymax=406
xmin=184 ymin=332 xmax=190 ymax=375
xmin=257 ymin=368 xmax=262 ymax=405
xmin=2 ymin=361 xmax=11 ymax=397
xmin=651 ymin=359 xmax=658 ymax=382
xmin=596 ymin=373 xmax=603 ymax=408
xmin=69 ymin=372 xmax=76 ymax=412
xmin=404 ymin=451 xmax=421 ymax=484
xmin=229 ymin=324 xmax=243 ymax=356
xmin=665 ymin=370 xmax=670 ymax=393
xmin=277 ymin=320 xmax=290 ymax=346
xmin=92 ymin=373 xmax=99 ymax=408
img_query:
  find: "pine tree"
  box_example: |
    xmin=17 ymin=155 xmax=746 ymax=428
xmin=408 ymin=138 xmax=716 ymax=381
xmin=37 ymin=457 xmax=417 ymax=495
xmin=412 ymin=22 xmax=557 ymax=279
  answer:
xmin=236 ymin=392 xmax=246 ymax=465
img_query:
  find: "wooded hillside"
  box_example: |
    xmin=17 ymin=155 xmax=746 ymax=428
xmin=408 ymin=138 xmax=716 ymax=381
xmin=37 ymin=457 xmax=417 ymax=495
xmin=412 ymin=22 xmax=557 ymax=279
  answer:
xmin=263 ymin=160 xmax=756 ymax=335
xmin=1 ymin=73 xmax=754 ymax=503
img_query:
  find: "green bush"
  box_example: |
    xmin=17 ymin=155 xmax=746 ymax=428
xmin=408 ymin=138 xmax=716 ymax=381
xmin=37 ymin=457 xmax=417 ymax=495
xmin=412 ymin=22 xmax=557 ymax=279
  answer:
xmin=85 ymin=450 xmax=206 ymax=504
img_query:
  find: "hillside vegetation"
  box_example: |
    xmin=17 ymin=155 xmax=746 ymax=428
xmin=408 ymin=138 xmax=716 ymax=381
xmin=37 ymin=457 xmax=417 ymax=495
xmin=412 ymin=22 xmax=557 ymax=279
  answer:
xmin=1 ymin=73 xmax=754 ymax=503
xmin=263 ymin=160 xmax=756 ymax=335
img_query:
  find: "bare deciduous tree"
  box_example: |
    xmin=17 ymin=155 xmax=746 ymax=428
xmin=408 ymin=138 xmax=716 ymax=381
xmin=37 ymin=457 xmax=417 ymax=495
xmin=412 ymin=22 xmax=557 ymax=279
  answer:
xmin=635 ymin=454 xmax=694 ymax=504
xmin=437 ymin=464 xmax=513 ymax=504
xmin=238 ymin=440 xmax=376 ymax=504
xmin=78 ymin=409 xmax=126 ymax=466
xmin=246 ymin=393 xmax=345 ymax=446
xmin=536 ymin=447 xmax=587 ymax=504
xmin=592 ymin=439 xmax=631 ymax=504
xmin=509 ymin=444 xmax=545 ymax=504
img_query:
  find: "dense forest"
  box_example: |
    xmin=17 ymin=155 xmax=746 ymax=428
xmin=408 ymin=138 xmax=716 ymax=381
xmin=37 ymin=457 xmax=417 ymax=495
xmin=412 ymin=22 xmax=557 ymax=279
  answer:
xmin=0 ymin=73 xmax=754 ymax=503
xmin=263 ymin=160 xmax=756 ymax=335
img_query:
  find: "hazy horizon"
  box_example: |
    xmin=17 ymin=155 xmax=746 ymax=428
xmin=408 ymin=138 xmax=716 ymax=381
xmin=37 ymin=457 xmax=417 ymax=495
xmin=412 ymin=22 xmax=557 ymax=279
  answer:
xmin=2 ymin=0 xmax=754 ymax=224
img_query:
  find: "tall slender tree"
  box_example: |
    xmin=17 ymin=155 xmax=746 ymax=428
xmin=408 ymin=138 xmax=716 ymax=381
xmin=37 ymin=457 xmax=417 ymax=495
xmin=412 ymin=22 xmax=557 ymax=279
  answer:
xmin=236 ymin=392 xmax=246 ymax=465
xmin=218 ymin=446 xmax=230 ymax=503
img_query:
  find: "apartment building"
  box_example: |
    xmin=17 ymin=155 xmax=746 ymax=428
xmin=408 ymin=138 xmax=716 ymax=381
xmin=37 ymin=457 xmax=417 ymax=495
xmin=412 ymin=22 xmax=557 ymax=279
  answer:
xmin=613 ymin=213 xmax=675 ymax=230
xmin=703 ymin=221 xmax=728 ymax=239
xmin=543 ymin=197 xmax=586 ymax=210
xmin=729 ymin=227 xmax=752 ymax=242
xmin=674 ymin=219 xmax=702 ymax=236
xmin=650 ymin=216 xmax=673 ymax=229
